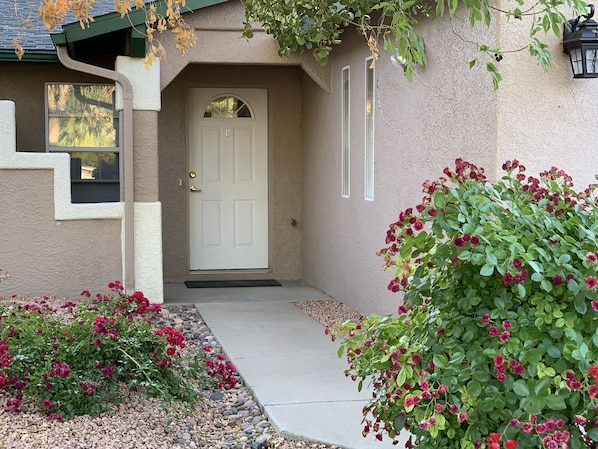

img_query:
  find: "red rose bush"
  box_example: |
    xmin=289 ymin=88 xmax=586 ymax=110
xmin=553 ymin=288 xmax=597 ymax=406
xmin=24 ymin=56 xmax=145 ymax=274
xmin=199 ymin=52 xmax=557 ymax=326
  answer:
xmin=331 ymin=159 xmax=598 ymax=449
xmin=0 ymin=281 xmax=235 ymax=420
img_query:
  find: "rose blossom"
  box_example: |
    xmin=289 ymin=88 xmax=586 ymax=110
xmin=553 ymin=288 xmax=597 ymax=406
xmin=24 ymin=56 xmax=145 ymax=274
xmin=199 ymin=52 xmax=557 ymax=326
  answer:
xmin=453 ymin=236 xmax=465 ymax=248
xmin=499 ymin=331 xmax=510 ymax=343
xmin=552 ymin=274 xmax=563 ymax=286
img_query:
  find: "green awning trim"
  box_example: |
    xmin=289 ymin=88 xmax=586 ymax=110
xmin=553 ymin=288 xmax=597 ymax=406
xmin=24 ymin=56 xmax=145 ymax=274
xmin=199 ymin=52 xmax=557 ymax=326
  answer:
xmin=0 ymin=51 xmax=58 ymax=62
xmin=51 ymin=0 xmax=229 ymax=47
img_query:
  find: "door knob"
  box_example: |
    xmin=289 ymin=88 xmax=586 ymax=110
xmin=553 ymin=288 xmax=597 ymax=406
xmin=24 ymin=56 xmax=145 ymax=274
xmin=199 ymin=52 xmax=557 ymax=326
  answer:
xmin=190 ymin=185 xmax=202 ymax=192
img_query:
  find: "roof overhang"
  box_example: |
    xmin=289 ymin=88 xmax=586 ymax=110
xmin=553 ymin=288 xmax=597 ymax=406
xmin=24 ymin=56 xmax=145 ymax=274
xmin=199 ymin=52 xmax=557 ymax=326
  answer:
xmin=0 ymin=0 xmax=229 ymax=61
xmin=52 ymin=0 xmax=229 ymax=50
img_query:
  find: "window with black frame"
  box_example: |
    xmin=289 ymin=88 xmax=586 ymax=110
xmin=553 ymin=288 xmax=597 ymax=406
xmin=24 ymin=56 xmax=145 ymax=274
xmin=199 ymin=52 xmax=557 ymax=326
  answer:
xmin=46 ymin=83 xmax=120 ymax=203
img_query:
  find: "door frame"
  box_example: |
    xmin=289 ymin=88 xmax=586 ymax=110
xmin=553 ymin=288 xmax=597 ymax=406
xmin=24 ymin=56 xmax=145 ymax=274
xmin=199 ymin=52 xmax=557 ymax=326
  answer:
xmin=186 ymin=87 xmax=270 ymax=273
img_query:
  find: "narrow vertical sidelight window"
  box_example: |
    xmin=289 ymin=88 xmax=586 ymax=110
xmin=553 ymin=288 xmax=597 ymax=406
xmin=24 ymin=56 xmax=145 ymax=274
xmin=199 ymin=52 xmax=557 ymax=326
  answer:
xmin=364 ymin=57 xmax=375 ymax=201
xmin=342 ymin=66 xmax=350 ymax=198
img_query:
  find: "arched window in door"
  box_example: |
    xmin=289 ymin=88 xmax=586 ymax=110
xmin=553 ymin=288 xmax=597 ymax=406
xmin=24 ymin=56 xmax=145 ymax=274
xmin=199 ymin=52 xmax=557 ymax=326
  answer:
xmin=203 ymin=95 xmax=253 ymax=118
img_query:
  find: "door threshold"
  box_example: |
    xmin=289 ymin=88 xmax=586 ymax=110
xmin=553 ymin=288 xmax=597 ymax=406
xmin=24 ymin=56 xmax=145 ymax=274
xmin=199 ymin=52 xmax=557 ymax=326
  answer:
xmin=188 ymin=269 xmax=270 ymax=275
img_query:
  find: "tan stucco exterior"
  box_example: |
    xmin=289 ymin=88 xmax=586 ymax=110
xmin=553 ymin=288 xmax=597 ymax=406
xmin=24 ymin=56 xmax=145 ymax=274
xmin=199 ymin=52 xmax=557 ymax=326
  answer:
xmin=134 ymin=110 xmax=160 ymax=202
xmin=495 ymin=13 xmax=598 ymax=187
xmin=299 ymin=9 xmax=598 ymax=316
xmin=299 ymin=19 xmax=498 ymax=315
xmin=159 ymin=3 xmax=330 ymax=92
xmin=0 ymin=167 xmax=122 ymax=298
xmin=0 ymin=65 xmax=123 ymax=298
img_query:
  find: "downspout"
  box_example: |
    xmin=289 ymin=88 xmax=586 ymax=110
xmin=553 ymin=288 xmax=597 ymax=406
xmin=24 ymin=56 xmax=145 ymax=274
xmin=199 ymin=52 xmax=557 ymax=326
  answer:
xmin=56 ymin=45 xmax=135 ymax=294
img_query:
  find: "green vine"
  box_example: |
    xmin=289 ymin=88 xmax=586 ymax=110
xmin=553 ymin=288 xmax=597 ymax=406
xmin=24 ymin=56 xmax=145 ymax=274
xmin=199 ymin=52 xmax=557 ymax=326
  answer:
xmin=242 ymin=0 xmax=588 ymax=88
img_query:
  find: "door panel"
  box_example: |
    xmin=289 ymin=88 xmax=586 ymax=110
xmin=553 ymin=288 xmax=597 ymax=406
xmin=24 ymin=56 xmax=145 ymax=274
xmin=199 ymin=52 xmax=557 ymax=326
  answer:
xmin=188 ymin=89 xmax=268 ymax=270
xmin=201 ymin=128 xmax=222 ymax=182
xmin=202 ymin=201 xmax=222 ymax=248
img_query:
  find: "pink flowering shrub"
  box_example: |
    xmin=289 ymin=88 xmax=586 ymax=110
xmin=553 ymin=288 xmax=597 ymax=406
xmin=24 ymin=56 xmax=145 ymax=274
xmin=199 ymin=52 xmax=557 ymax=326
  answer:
xmin=331 ymin=160 xmax=598 ymax=449
xmin=0 ymin=281 xmax=233 ymax=420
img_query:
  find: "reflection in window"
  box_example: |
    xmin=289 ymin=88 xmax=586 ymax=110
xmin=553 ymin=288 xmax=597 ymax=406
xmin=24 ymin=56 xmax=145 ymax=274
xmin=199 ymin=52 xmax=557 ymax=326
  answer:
xmin=342 ymin=66 xmax=350 ymax=198
xmin=204 ymin=96 xmax=252 ymax=118
xmin=365 ymin=57 xmax=375 ymax=201
xmin=46 ymin=83 xmax=120 ymax=203
xmin=47 ymin=84 xmax=118 ymax=149
xmin=70 ymin=152 xmax=119 ymax=180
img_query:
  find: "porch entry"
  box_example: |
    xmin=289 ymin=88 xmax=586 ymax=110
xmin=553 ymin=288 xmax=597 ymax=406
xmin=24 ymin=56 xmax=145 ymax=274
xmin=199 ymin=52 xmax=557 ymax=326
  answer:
xmin=188 ymin=88 xmax=269 ymax=270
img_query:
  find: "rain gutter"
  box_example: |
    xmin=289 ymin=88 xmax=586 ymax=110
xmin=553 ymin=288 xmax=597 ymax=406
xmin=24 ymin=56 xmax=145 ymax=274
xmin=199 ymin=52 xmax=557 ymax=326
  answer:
xmin=55 ymin=45 xmax=135 ymax=294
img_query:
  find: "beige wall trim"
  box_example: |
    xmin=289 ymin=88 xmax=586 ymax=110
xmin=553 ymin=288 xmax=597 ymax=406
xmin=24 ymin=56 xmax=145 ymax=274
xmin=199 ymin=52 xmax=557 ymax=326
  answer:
xmin=115 ymin=57 xmax=161 ymax=111
xmin=133 ymin=202 xmax=164 ymax=303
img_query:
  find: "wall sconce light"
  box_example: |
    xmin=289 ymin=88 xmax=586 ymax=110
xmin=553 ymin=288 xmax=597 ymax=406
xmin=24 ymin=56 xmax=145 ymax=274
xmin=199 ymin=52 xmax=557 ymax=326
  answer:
xmin=563 ymin=4 xmax=598 ymax=78
xmin=390 ymin=50 xmax=408 ymax=68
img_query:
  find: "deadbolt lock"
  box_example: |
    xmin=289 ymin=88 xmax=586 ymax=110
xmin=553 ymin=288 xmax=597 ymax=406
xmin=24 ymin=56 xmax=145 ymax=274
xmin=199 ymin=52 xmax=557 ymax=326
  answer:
xmin=189 ymin=171 xmax=196 ymax=179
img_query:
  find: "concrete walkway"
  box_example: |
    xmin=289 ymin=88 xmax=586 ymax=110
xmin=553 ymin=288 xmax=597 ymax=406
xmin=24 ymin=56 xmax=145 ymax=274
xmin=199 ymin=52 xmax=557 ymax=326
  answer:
xmin=164 ymin=281 xmax=409 ymax=449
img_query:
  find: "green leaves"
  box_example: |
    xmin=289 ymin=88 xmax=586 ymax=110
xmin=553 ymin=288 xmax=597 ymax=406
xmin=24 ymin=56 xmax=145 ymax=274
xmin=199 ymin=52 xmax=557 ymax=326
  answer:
xmin=512 ymin=379 xmax=530 ymax=397
xmin=243 ymin=0 xmax=588 ymax=88
xmin=544 ymin=394 xmax=566 ymax=410
xmin=335 ymin=160 xmax=598 ymax=449
xmin=0 ymin=285 xmax=208 ymax=420
xmin=480 ymin=264 xmax=494 ymax=276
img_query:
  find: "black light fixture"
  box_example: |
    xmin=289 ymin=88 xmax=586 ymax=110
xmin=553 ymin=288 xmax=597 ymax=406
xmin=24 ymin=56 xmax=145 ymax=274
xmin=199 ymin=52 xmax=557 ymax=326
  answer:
xmin=563 ymin=4 xmax=598 ymax=78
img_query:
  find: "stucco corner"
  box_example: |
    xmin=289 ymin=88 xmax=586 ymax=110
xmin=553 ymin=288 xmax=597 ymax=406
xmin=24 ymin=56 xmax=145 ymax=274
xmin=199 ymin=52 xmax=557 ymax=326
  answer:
xmin=298 ymin=60 xmax=332 ymax=93
xmin=0 ymin=101 xmax=16 ymax=155
xmin=115 ymin=56 xmax=161 ymax=111
xmin=133 ymin=202 xmax=164 ymax=303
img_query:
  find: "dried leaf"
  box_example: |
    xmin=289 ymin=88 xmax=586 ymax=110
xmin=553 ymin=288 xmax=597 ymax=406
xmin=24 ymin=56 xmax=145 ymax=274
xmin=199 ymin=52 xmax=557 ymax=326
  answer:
xmin=12 ymin=38 xmax=24 ymax=60
xmin=172 ymin=24 xmax=196 ymax=55
xmin=367 ymin=32 xmax=379 ymax=66
xmin=114 ymin=0 xmax=131 ymax=18
xmin=38 ymin=0 xmax=68 ymax=30
xmin=69 ymin=0 xmax=96 ymax=28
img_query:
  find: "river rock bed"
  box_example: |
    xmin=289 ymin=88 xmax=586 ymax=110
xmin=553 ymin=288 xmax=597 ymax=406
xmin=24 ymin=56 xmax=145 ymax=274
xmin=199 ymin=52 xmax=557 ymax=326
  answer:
xmin=0 ymin=301 xmax=351 ymax=449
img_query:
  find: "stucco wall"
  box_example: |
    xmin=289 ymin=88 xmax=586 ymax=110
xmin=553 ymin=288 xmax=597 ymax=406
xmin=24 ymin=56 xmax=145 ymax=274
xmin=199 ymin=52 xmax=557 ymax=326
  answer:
xmin=0 ymin=62 xmax=134 ymax=299
xmin=495 ymin=13 xmax=598 ymax=187
xmin=0 ymin=169 xmax=122 ymax=298
xmin=301 ymin=22 xmax=498 ymax=316
xmin=158 ymin=65 xmax=303 ymax=282
xmin=160 ymin=1 xmax=330 ymax=92
xmin=134 ymin=110 xmax=160 ymax=202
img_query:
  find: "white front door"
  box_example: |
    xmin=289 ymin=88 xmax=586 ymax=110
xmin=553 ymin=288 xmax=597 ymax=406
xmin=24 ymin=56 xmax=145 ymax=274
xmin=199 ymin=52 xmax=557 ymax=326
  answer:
xmin=188 ymin=88 xmax=268 ymax=270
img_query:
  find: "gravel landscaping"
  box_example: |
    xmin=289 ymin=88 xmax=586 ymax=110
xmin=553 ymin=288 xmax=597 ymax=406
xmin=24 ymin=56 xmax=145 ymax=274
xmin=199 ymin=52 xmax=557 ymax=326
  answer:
xmin=0 ymin=298 xmax=364 ymax=449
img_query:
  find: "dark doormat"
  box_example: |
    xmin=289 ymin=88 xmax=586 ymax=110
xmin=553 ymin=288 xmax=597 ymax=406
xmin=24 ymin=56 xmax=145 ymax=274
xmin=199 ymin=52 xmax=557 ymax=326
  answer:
xmin=184 ymin=279 xmax=282 ymax=288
